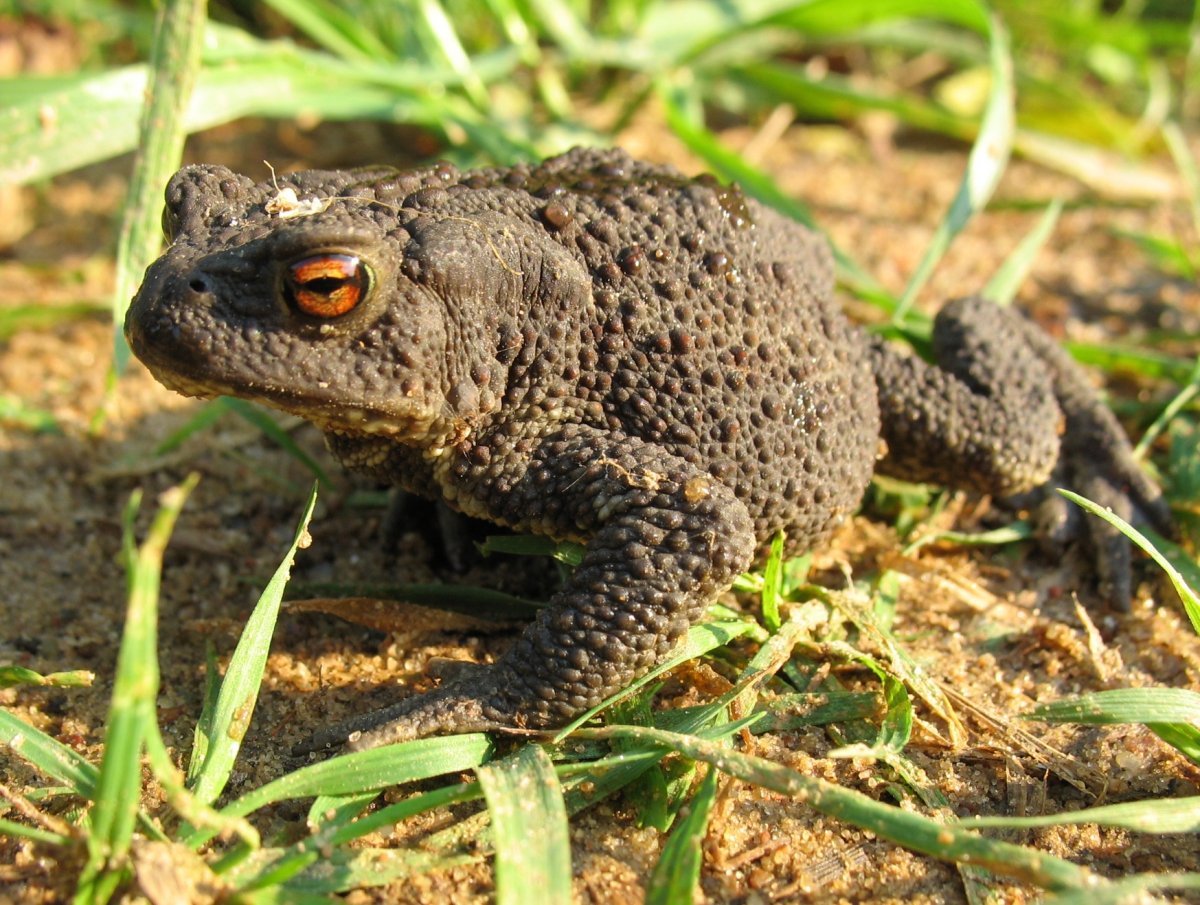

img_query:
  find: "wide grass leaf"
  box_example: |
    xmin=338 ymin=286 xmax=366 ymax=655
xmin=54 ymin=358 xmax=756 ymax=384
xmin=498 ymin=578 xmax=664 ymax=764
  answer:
xmin=214 ymin=735 xmax=493 ymax=825
xmin=187 ymin=484 xmax=319 ymax=805
xmin=1027 ymin=687 xmax=1200 ymax=726
xmin=477 ymin=744 xmax=572 ymax=905
xmin=0 ymin=710 xmax=100 ymax=800
xmin=0 ymin=28 xmax=516 ymax=188
xmin=1027 ymin=686 xmax=1200 ymax=765
xmin=1022 ymin=681 xmax=1200 ymax=724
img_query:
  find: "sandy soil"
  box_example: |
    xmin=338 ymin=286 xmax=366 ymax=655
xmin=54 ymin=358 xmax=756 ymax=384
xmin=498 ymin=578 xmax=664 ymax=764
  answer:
xmin=2 ymin=118 xmax=1199 ymax=903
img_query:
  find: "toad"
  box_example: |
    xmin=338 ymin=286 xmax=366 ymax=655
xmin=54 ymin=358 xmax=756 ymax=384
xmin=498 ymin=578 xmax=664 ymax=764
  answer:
xmin=125 ymin=147 xmax=1169 ymax=750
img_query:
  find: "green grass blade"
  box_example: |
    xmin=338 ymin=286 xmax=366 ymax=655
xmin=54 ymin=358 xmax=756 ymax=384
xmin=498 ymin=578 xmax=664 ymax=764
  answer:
xmin=286 ymin=580 xmax=546 ymax=621
xmin=825 ymin=647 xmax=915 ymax=769
xmin=1148 ymin=723 xmax=1200 ymax=764
xmin=416 ymin=0 xmax=489 ymax=108
xmin=0 ymin=32 xmax=517 ymax=188
xmin=223 ymin=399 xmax=334 ymax=487
xmin=195 ymin=734 xmax=493 ymax=849
xmin=983 ymin=200 xmax=1063 ymax=306
xmin=759 ymin=531 xmax=785 ymax=632
xmin=895 ymin=12 xmax=1014 ymax=321
xmin=479 ymin=534 xmax=586 ymax=567
xmin=524 ymin=0 xmax=594 ymax=58
xmin=1045 ymin=873 xmax=1200 ymax=904
xmin=0 ymin=709 xmax=100 ymax=799
xmin=1064 ymin=341 xmax=1198 ymax=384
xmin=754 ymin=691 xmax=881 ymax=731
xmin=110 ymin=0 xmax=206 ymax=375
xmin=639 ymin=0 xmax=990 ymax=67
xmin=3 ymin=67 xmax=154 ymax=185
xmin=552 ymin=619 xmax=756 ymax=740
xmin=185 ymin=643 xmax=222 ymax=782
xmin=772 ymin=0 xmax=990 ymax=33
xmin=225 ymin=782 xmax=480 ymax=890
xmin=830 ymin=591 xmax=967 ymax=746
xmin=239 ymin=845 xmax=477 ymax=895
xmin=0 ymin=817 xmax=71 ymax=848
xmin=0 ymin=302 xmax=106 ymax=342
xmin=586 ymin=615 xmax=779 ymax=771
xmin=236 ymin=889 xmax=339 ymax=905
xmin=142 ymin=716 xmax=260 ymax=850
xmin=1115 ymin=228 xmax=1197 ymax=281
xmin=1163 ymin=120 xmax=1200 ymax=237
xmin=728 ymin=616 xmax=806 ymax=717
xmin=1133 ymin=357 xmax=1200 ymax=458
xmin=261 ymin=0 xmax=396 ymax=63
xmin=0 ymin=396 xmax=60 ymax=434
xmin=188 ymin=483 xmax=319 ymax=805
xmin=965 ymin=796 xmax=1200 ymax=834
xmin=579 ymin=724 xmax=1092 ymax=891
xmin=1027 ymin=686 xmax=1200 ymax=765
xmin=306 ymin=792 xmax=378 ymax=831
xmin=0 ymin=667 xmax=94 ymax=690
xmin=903 ymin=521 xmax=1033 ymax=556
xmin=645 ymin=765 xmax=718 ymax=905
xmin=478 ymin=745 xmax=572 ymax=905
xmin=152 ymin=399 xmax=228 ymax=456
xmin=78 ymin=476 xmax=198 ymax=902
xmin=733 ymin=60 xmax=971 ymax=142
xmin=658 ymin=80 xmax=815 ymax=230
xmin=1026 ymin=687 xmax=1200 ymax=726
xmin=1059 ymin=489 xmax=1200 ymax=633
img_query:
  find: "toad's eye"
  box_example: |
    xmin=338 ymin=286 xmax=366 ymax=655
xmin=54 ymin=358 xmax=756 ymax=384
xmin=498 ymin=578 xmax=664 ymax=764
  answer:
xmin=284 ymin=254 xmax=371 ymax=318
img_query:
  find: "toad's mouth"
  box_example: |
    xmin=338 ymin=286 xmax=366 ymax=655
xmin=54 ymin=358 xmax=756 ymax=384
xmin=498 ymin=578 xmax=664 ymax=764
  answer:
xmin=125 ymin=291 xmax=449 ymax=443
xmin=134 ymin=351 xmax=444 ymax=442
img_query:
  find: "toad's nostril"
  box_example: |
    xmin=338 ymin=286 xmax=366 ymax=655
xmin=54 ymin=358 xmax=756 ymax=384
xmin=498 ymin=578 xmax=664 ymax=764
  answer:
xmin=188 ymin=277 xmax=208 ymax=294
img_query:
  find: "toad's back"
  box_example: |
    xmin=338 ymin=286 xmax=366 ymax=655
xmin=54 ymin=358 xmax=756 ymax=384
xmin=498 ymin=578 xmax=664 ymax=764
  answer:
xmin=451 ymin=150 xmax=880 ymax=552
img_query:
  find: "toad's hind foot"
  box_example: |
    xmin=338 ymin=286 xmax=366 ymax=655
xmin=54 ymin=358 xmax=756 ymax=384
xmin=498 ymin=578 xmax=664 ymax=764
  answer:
xmin=869 ymin=295 xmax=1171 ymax=608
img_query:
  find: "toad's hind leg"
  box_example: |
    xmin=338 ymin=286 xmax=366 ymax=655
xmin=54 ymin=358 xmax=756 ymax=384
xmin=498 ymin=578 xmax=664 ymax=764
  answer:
xmin=869 ymin=296 xmax=1170 ymax=606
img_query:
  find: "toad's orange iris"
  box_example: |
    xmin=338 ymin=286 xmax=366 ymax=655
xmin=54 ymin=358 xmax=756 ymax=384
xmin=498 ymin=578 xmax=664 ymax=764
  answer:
xmin=285 ymin=254 xmax=369 ymax=317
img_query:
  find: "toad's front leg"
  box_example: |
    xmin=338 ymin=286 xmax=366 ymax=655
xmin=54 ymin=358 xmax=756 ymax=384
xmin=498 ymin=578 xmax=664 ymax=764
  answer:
xmin=307 ymin=420 xmax=757 ymax=752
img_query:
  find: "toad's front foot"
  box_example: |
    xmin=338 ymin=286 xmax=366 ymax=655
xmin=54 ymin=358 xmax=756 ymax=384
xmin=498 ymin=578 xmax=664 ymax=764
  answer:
xmin=296 ymin=426 xmax=758 ymax=754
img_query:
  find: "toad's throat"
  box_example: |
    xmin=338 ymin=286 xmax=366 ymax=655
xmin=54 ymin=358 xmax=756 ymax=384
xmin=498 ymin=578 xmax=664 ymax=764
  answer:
xmin=142 ymin=362 xmax=443 ymax=441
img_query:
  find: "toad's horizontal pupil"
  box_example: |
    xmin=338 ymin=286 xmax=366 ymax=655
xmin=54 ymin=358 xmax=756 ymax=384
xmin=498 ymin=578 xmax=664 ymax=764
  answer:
xmin=290 ymin=254 xmax=360 ymax=282
xmin=305 ymin=277 xmax=347 ymax=294
xmin=285 ymin=253 xmax=369 ymax=317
